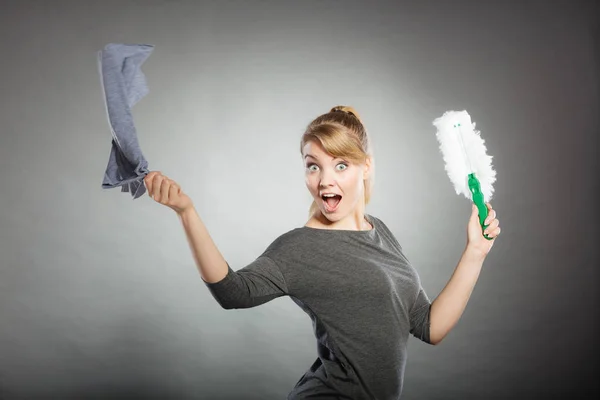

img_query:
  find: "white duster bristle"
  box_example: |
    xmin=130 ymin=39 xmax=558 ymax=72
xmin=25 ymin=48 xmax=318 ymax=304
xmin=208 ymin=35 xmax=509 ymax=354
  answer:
xmin=433 ymin=110 xmax=496 ymax=201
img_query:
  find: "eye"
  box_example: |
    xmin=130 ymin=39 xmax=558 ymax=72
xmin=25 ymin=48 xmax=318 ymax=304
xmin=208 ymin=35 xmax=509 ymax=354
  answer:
xmin=336 ymin=163 xmax=348 ymax=171
xmin=306 ymin=163 xmax=319 ymax=172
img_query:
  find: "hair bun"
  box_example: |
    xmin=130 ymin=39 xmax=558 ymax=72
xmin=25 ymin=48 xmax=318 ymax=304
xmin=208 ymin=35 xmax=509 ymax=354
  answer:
xmin=330 ymin=105 xmax=361 ymax=122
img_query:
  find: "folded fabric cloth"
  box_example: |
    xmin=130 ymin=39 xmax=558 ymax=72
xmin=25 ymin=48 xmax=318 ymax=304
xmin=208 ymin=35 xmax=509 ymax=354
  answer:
xmin=98 ymin=43 xmax=154 ymax=199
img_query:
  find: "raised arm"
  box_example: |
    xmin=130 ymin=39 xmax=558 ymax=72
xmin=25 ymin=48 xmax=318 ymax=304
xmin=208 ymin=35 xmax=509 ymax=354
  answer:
xmin=144 ymin=171 xmax=288 ymax=309
xmin=145 ymin=171 xmax=228 ymax=283
xmin=429 ymin=203 xmax=501 ymax=344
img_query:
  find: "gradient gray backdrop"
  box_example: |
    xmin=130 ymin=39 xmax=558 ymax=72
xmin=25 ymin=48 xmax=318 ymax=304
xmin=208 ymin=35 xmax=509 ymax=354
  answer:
xmin=1 ymin=0 xmax=598 ymax=399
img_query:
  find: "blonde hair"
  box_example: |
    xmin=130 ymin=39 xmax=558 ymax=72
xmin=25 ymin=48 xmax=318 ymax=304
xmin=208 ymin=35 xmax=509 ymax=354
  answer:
xmin=300 ymin=105 xmax=374 ymax=217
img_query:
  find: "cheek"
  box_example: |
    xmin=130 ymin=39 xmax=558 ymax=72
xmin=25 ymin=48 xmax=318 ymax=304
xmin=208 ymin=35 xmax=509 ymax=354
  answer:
xmin=305 ymin=176 xmax=317 ymax=194
xmin=341 ymin=172 xmax=363 ymax=195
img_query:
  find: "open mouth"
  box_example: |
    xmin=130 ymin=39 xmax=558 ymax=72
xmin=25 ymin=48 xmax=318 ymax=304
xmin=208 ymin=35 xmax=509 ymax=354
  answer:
xmin=321 ymin=194 xmax=342 ymax=212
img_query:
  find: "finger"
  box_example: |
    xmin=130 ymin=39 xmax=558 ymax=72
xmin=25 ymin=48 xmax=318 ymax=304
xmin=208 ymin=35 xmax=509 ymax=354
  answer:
xmin=144 ymin=172 xmax=157 ymax=194
xmin=484 ymin=219 xmax=499 ymax=234
xmin=169 ymin=184 xmax=179 ymax=203
xmin=172 ymin=181 xmax=182 ymax=196
xmin=160 ymin=178 xmax=170 ymax=203
xmin=484 ymin=209 xmax=497 ymax=225
xmin=153 ymin=175 xmax=164 ymax=200
xmin=149 ymin=172 xmax=163 ymax=195
xmin=483 ymin=219 xmax=500 ymax=235
xmin=148 ymin=171 xmax=161 ymax=181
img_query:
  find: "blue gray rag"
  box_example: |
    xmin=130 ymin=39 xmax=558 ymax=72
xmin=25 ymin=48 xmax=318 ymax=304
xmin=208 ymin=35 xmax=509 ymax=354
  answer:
xmin=98 ymin=43 xmax=154 ymax=199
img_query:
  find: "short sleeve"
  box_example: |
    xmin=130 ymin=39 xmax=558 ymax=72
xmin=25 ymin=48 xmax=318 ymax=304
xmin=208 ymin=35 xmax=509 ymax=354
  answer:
xmin=203 ymin=256 xmax=289 ymax=309
xmin=409 ymin=287 xmax=432 ymax=344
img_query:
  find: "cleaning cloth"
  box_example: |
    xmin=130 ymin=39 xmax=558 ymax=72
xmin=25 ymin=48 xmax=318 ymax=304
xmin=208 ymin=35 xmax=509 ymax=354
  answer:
xmin=98 ymin=43 xmax=154 ymax=199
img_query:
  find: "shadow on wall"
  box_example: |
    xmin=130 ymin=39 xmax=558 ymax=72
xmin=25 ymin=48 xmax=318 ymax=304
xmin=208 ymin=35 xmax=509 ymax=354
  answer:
xmin=5 ymin=315 xmax=270 ymax=400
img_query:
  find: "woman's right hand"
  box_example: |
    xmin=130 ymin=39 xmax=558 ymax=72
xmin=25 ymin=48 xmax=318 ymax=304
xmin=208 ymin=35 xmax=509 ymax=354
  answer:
xmin=144 ymin=171 xmax=193 ymax=214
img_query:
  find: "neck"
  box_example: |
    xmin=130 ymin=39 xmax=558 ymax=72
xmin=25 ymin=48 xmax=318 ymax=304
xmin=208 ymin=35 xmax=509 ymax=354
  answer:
xmin=311 ymin=209 xmax=371 ymax=231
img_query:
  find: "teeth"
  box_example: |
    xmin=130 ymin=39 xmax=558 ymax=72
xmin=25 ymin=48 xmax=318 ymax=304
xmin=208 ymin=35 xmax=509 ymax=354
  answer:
xmin=322 ymin=194 xmax=337 ymax=197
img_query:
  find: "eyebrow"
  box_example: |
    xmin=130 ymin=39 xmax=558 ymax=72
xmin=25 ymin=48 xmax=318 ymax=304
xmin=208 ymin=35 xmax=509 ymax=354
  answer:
xmin=304 ymin=154 xmax=343 ymax=161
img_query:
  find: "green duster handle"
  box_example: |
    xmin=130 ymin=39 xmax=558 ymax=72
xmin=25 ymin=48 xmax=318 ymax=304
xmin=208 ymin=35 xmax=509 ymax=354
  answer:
xmin=468 ymin=173 xmax=493 ymax=240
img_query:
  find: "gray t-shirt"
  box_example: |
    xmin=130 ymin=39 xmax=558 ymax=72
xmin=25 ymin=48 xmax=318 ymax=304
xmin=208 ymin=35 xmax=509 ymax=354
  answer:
xmin=204 ymin=214 xmax=432 ymax=399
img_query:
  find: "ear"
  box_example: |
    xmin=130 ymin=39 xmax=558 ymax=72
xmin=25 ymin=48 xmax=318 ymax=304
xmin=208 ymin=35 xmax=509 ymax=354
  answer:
xmin=363 ymin=156 xmax=372 ymax=180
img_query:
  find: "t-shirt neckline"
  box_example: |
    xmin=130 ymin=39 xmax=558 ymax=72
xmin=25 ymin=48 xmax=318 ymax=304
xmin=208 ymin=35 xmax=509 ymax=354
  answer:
xmin=301 ymin=214 xmax=376 ymax=233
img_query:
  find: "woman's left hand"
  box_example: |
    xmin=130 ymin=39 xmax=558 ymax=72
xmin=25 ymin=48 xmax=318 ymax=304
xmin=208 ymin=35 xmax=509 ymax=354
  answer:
xmin=467 ymin=202 xmax=501 ymax=257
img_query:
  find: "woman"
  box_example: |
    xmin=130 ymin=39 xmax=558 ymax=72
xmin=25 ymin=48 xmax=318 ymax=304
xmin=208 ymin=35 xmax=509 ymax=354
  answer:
xmin=144 ymin=106 xmax=501 ymax=399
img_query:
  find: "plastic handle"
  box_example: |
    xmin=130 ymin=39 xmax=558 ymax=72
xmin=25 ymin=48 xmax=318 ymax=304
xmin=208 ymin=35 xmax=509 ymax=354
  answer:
xmin=468 ymin=173 xmax=492 ymax=240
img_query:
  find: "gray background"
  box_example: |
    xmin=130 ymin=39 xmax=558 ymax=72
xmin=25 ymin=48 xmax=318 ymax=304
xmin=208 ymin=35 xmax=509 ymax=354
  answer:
xmin=1 ymin=0 xmax=598 ymax=399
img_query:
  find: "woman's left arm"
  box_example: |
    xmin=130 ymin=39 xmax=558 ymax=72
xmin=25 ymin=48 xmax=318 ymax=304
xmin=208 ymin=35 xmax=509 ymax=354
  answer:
xmin=429 ymin=203 xmax=501 ymax=345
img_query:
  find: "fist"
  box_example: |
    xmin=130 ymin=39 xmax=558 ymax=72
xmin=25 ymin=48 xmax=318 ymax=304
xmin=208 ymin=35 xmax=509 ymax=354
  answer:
xmin=467 ymin=202 xmax=501 ymax=256
xmin=144 ymin=171 xmax=193 ymax=214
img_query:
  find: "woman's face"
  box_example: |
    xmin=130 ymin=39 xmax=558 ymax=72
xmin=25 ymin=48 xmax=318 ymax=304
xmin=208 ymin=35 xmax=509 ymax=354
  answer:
xmin=302 ymin=140 xmax=370 ymax=223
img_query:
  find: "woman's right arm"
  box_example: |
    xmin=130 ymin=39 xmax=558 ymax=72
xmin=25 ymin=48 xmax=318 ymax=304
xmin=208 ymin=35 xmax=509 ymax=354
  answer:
xmin=144 ymin=171 xmax=228 ymax=283
xmin=143 ymin=171 xmax=288 ymax=310
xmin=177 ymin=205 xmax=229 ymax=283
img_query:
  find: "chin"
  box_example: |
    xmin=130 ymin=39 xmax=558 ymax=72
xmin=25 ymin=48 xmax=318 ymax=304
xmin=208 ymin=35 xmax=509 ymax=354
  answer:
xmin=319 ymin=207 xmax=345 ymax=221
xmin=321 ymin=213 xmax=340 ymax=222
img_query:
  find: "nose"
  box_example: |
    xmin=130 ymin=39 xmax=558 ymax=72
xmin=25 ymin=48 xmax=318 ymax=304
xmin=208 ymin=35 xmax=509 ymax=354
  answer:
xmin=318 ymin=169 xmax=335 ymax=188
